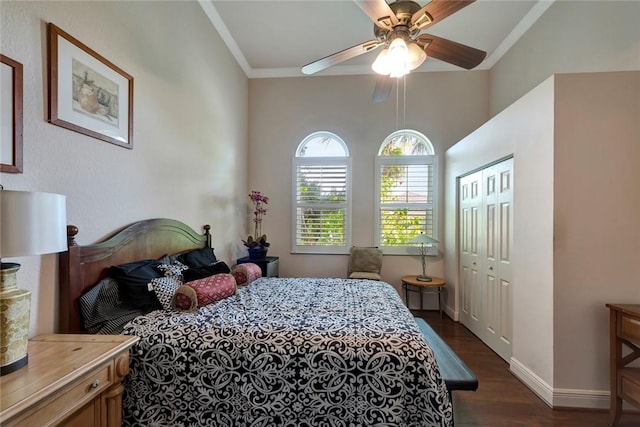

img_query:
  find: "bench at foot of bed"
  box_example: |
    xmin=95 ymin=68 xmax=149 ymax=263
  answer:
xmin=415 ymin=317 xmax=478 ymax=425
xmin=414 ymin=316 xmax=478 ymax=393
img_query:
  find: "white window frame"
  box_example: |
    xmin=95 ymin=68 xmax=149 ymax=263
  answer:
xmin=374 ymin=130 xmax=438 ymax=256
xmin=291 ymin=132 xmax=352 ymax=254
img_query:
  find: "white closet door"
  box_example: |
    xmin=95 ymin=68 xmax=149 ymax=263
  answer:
xmin=459 ymin=170 xmax=483 ymax=335
xmin=482 ymin=159 xmax=513 ymax=361
xmin=458 ymin=158 xmax=513 ymax=361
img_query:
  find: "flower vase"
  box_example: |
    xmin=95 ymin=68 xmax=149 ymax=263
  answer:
xmin=248 ymin=246 xmax=268 ymax=260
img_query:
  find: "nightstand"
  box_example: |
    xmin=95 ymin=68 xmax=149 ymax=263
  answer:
xmin=0 ymin=334 xmax=138 ymax=427
xmin=402 ymin=275 xmax=446 ymax=319
xmin=237 ymin=256 xmax=279 ymax=277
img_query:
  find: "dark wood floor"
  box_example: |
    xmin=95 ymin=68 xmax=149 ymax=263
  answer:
xmin=414 ymin=310 xmax=640 ymax=427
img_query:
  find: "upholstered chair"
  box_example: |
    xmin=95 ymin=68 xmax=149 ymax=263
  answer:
xmin=347 ymin=246 xmax=383 ymax=280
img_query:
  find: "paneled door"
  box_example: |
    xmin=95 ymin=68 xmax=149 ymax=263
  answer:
xmin=459 ymin=170 xmax=482 ymax=333
xmin=458 ymin=158 xmax=513 ymax=361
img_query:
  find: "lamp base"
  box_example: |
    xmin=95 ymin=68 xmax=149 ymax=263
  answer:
xmin=0 ymin=354 xmax=28 ymax=376
xmin=1 ymin=262 xmax=31 ymax=376
xmin=416 ymin=275 xmax=433 ymax=282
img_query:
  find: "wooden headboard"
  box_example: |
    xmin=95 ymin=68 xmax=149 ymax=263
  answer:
xmin=58 ymin=218 xmax=211 ymax=334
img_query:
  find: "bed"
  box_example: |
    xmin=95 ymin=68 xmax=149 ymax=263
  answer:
xmin=59 ymin=218 xmax=453 ymax=426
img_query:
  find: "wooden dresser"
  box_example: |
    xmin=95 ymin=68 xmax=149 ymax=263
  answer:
xmin=0 ymin=334 xmax=138 ymax=427
xmin=606 ymin=304 xmax=640 ymax=426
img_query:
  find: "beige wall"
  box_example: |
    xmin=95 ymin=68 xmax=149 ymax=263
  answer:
xmin=553 ymin=72 xmax=640 ymax=392
xmin=489 ymin=0 xmax=640 ymax=116
xmin=0 ymin=1 xmax=249 ymax=336
xmin=247 ymin=71 xmax=489 ymax=302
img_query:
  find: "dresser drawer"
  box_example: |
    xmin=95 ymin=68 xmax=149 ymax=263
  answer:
xmin=4 ymin=364 xmax=112 ymax=427
xmin=621 ymin=315 xmax=640 ymax=347
xmin=1 ymin=335 xmax=137 ymax=427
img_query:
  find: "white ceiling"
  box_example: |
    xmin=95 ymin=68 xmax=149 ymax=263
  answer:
xmin=199 ymin=0 xmax=554 ymax=79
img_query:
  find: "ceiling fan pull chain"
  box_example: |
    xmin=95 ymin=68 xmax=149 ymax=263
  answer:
xmin=396 ymin=79 xmax=400 ymax=131
xmin=403 ymin=75 xmax=407 ymax=131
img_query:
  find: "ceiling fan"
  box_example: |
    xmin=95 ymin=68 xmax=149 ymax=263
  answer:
xmin=301 ymin=0 xmax=487 ymax=102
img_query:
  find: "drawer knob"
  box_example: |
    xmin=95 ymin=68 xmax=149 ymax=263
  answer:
xmin=90 ymin=379 xmax=100 ymax=389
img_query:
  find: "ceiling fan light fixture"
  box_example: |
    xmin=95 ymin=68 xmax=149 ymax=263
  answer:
xmin=372 ymin=48 xmax=391 ymax=75
xmin=387 ymin=37 xmax=410 ymax=78
xmin=407 ymin=41 xmax=427 ymax=71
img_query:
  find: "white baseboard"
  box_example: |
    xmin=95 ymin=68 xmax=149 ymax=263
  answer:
xmin=509 ymin=357 xmax=554 ymax=407
xmin=509 ymin=357 xmax=610 ymax=409
xmin=444 ymin=304 xmax=458 ymax=321
xmin=552 ymin=387 xmax=610 ymax=409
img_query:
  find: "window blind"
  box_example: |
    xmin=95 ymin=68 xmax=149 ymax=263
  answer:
xmin=295 ymin=164 xmax=349 ymax=247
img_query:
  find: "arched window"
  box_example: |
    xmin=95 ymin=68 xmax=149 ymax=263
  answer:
xmin=292 ymin=132 xmax=352 ymax=254
xmin=375 ymin=129 xmax=438 ymax=255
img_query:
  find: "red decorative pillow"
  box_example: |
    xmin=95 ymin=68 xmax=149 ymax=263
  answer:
xmin=173 ymin=285 xmax=197 ymax=312
xmin=173 ymin=273 xmax=236 ymax=310
xmin=231 ymin=263 xmax=262 ymax=286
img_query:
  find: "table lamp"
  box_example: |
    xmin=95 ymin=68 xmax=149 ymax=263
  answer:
xmin=1 ymin=189 xmax=67 ymax=375
xmin=407 ymin=231 xmax=439 ymax=282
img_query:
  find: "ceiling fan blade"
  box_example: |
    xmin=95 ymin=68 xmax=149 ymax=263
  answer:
xmin=301 ymin=40 xmax=381 ymax=75
xmin=372 ymin=75 xmax=393 ymax=103
xmin=417 ymin=34 xmax=486 ymax=69
xmin=354 ymin=0 xmax=398 ymax=30
xmin=410 ymin=0 xmax=475 ymax=31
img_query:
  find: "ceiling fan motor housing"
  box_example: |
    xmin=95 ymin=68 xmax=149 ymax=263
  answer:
xmin=374 ymin=0 xmax=423 ymax=42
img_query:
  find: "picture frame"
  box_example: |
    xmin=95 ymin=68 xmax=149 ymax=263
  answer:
xmin=1 ymin=54 xmax=23 ymax=173
xmin=47 ymin=23 xmax=133 ymax=149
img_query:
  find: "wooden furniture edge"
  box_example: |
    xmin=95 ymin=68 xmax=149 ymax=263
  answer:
xmin=606 ymin=303 xmax=640 ymax=316
xmin=607 ymin=304 xmax=640 ymax=426
xmin=402 ymin=275 xmax=446 ymax=287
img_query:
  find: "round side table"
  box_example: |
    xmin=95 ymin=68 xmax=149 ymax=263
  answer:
xmin=401 ymin=275 xmax=446 ymax=319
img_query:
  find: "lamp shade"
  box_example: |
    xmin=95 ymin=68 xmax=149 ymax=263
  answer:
xmin=0 ymin=190 xmax=67 ymax=258
xmin=387 ymin=38 xmax=409 ymax=78
xmin=407 ymin=232 xmax=439 ymax=245
xmin=407 ymin=41 xmax=427 ymax=71
xmin=371 ymin=48 xmax=390 ymax=75
xmin=372 ymin=39 xmax=425 ymax=77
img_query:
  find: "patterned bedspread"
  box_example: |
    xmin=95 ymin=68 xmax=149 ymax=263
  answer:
xmin=122 ymin=278 xmax=452 ymax=426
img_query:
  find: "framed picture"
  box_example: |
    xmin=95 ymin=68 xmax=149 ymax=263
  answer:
xmin=47 ymin=23 xmax=133 ymax=149
xmin=1 ymin=54 xmax=23 ymax=173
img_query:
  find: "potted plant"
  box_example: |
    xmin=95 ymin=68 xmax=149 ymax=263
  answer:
xmin=243 ymin=190 xmax=270 ymax=259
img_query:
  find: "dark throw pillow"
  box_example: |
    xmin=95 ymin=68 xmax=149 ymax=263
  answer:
xmin=182 ymin=261 xmax=231 ymax=282
xmin=109 ymin=259 xmax=163 ymax=311
xmin=177 ymin=247 xmax=218 ymax=269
